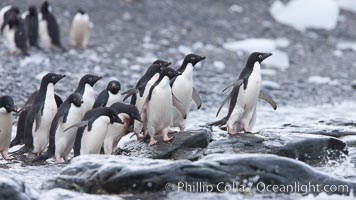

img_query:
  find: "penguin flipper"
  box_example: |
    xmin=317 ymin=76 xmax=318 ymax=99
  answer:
xmin=259 ymin=91 xmax=277 ymax=110
xmin=216 ymin=92 xmax=233 ymax=117
xmin=17 ymin=91 xmax=38 ymax=113
xmin=64 ymin=121 xmax=89 ymax=132
xmin=122 ymin=88 xmax=139 ymax=102
xmin=192 ymin=87 xmax=202 ymax=109
xmin=207 ymin=117 xmax=228 ymax=127
xmin=222 ymin=79 xmax=243 ymax=92
xmin=34 ymin=109 xmax=42 ymax=132
xmin=172 ymin=94 xmax=187 ymax=119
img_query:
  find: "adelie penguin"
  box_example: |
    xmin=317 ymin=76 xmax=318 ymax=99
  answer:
xmin=69 ymin=9 xmax=93 ymax=49
xmin=93 ymin=80 xmax=121 ymax=108
xmin=65 ymin=107 xmax=123 ymax=156
xmin=171 ymin=54 xmax=205 ymax=132
xmin=22 ymin=73 xmax=65 ymax=155
xmin=208 ymin=52 xmax=277 ymax=134
xmin=142 ymin=67 xmax=187 ymax=145
xmin=103 ymin=102 xmax=141 ymax=154
xmin=74 ymin=74 xmax=102 ymax=116
xmin=39 ymin=1 xmax=65 ymax=51
xmin=122 ymin=60 xmax=171 ymax=138
xmin=32 ymin=93 xmax=83 ymax=163
xmin=22 ymin=6 xmax=40 ymax=49
xmin=0 ymin=96 xmax=17 ymax=160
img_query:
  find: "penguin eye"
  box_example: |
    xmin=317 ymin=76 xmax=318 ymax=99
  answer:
xmin=6 ymin=105 xmax=9 ymax=108
xmin=191 ymin=57 xmax=195 ymax=60
xmin=88 ymin=77 xmax=93 ymax=81
xmin=258 ymin=55 xmax=263 ymax=58
xmin=52 ymin=76 xmax=55 ymax=79
xmin=73 ymin=98 xmax=76 ymax=102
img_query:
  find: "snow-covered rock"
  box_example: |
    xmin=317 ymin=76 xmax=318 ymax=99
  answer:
xmin=270 ymin=0 xmax=339 ymax=31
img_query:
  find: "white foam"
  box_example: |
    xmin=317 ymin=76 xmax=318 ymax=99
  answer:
xmin=270 ymin=0 xmax=339 ymax=31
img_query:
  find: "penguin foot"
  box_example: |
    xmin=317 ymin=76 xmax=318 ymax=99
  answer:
xmin=168 ymin=129 xmax=177 ymax=134
xmin=163 ymin=135 xmax=173 ymax=142
xmin=2 ymin=155 xmax=14 ymax=160
xmin=227 ymin=127 xmax=239 ymax=135
xmin=149 ymin=139 xmax=158 ymax=146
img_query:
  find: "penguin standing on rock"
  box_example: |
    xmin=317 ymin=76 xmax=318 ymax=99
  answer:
xmin=69 ymin=9 xmax=93 ymax=49
xmin=122 ymin=60 xmax=171 ymax=138
xmin=74 ymin=74 xmax=102 ymax=116
xmin=171 ymin=54 xmax=205 ymax=132
xmin=103 ymin=102 xmax=141 ymax=154
xmin=66 ymin=107 xmax=123 ymax=156
xmin=142 ymin=67 xmax=187 ymax=145
xmin=39 ymin=1 xmax=65 ymax=51
xmin=0 ymin=96 xmax=17 ymax=160
xmin=93 ymin=80 xmax=121 ymax=108
xmin=22 ymin=6 xmax=40 ymax=48
xmin=21 ymin=73 xmax=65 ymax=155
xmin=208 ymin=52 xmax=277 ymax=134
xmin=31 ymin=93 xmax=83 ymax=163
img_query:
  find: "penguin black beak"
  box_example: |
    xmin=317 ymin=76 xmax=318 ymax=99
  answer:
xmin=199 ymin=56 xmax=206 ymax=61
xmin=134 ymin=115 xmax=142 ymax=123
xmin=264 ymin=53 xmax=272 ymax=59
xmin=10 ymin=106 xmax=18 ymax=113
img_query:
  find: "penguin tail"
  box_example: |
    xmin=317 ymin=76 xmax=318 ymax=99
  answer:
xmin=30 ymin=151 xmax=52 ymax=163
xmin=207 ymin=117 xmax=228 ymax=127
xmin=9 ymin=145 xmax=30 ymax=156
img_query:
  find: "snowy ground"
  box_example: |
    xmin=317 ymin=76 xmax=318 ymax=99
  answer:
xmin=0 ymin=0 xmax=356 ymax=199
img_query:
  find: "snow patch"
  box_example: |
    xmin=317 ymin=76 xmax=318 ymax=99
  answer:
xmin=229 ymin=4 xmax=243 ymax=13
xmin=213 ymin=61 xmax=226 ymax=71
xmin=308 ymin=76 xmax=340 ymax=85
xmin=223 ymin=38 xmax=289 ymax=52
xmin=337 ymin=41 xmax=356 ymax=51
xmin=270 ymin=0 xmax=339 ymax=31
xmin=263 ymin=50 xmax=290 ymax=71
xmin=20 ymin=54 xmax=47 ymax=67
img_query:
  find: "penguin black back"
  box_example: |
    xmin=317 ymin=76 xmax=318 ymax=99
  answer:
xmin=110 ymin=102 xmax=140 ymax=121
xmin=25 ymin=5 xmax=39 ymax=47
xmin=41 ymin=1 xmax=61 ymax=47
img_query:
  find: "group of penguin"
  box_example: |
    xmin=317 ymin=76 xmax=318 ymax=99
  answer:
xmin=0 ymin=1 xmax=93 ymax=56
xmin=0 ymin=51 xmax=278 ymax=164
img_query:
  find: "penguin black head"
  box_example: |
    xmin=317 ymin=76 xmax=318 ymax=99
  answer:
xmin=67 ymin=93 xmax=83 ymax=107
xmin=127 ymin=105 xmax=141 ymax=122
xmin=107 ymin=108 xmax=123 ymax=124
xmin=41 ymin=1 xmax=52 ymax=14
xmin=106 ymin=80 xmax=121 ymax=94
xmin=152 ymin=60 xmax=172 ymax=68
xmin=80 ymin=74 xmax=102 ymax=87
xmin=28 ymin=6 xmax=37 ymax=16
xmin=183 ymin=54 xmax=206 ymax=66
xmin=77 ymin=9 xmax=86 ymax=15
xmin=42 ymin=73 xmax=66 ymax=85
xmin=248 ymin=52 xmax=272 ymax=64
xmin=160 ymin=67 xmax=181 ymax=79
xmin=111 ymin=103 xmax=141 ymax=122
xmin=0 ymin=96 xmax=17 ymax=113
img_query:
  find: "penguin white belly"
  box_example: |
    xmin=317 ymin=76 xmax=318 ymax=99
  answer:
xmin=33 ymin=84 xmax=57 ymax=154
xmin=39 ymin=17 xmax=51 ymax=49
xmin=70 ymin=14 xmax=91 ymax=48
xmin=0 ymin=108 xmax=12 ymax=157
xmin=147 ymin=77 xmax=173 ymax=133
xmin=228 ymin=62 xmax=261 ymax=132
xmin=106 ymin=92 xmax=122 ymax=107
xmin=103 ymin=113 xmax=129 ymax=154
xmin=171 ymin=65 xmax=194 ymax=128
xmin=82 ymin=84 xmax=95 ymax=114
xmin=134 ymin=73 xmax=159 ymax=134
xmin=3 ymin=26 xmax=16 ymax=52
xmin=55 ymin=106 xmax=83 ymax=160
xmin=80 ymin=116 xmax=110 ymax=155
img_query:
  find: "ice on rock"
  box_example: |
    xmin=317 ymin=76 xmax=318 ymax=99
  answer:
xmin=338 ymin=0 xmax=356 ymax=13
xmin=308 ymin=76 xmax=340 ymax=85
xmin=270 ymin=0 xmax=339 ymax=31
xmin=263 ymin=50 xmax=290 ymax=71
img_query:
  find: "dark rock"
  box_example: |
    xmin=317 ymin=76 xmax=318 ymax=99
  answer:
xmin=0 ymin=169 xmax=38 ymax=200
xmin=39 ymin=188 xmax=123 ymax=200
xmin=307 ymin=130 xmax=356 ymax=138
xmin=204 ymin=134 xmax=347 ymax=165
xmin=45 ymin=154 xmax=356 ymax=196
xmin=115 ymin=129 xmax=211 ymax=160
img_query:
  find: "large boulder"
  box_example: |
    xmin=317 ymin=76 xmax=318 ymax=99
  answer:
xmin=115 ymin=129 xmax=211 ymax=160
xmin=45 ymin=154 xmax=356 ymax=196
xmin=0 ymin=169 xmax=38 ymax=200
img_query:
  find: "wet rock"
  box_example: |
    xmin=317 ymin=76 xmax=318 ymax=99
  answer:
xmin=0 ymin=169 xmax=38 ymax=200
xmin=204 ymin=134 xmax=347 ymax=165
xmin=39 ymin=188 xmax=123 ymax=200
xmin=115 ymin=129 xmax=211 ymax=160
xmin=45 ymin=154 xmax=356 ymax=195
xmin=307 ymin=130 xmax=356 ymax=138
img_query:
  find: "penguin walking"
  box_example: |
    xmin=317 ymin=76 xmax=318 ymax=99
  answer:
xmin=22 ymin=6 xmax=40 ymax=48
xmin=103 ymin=102 xmax=141 ymax=154
xmin=0 ymin=96 xmax=17 ymax=160
xmin=22 ymin=73 xmax=65 ymax=155
xmin=66 ymin=107 xmax=122 ymax=156
xmin=171 ymin=54 xmax=205 ymax=132
xmin=69 ymin=9 xmax=93 ymax=48
xmin=74 ymin=74 xmax=102 ymax=115
xmin=39 ymin=1 xmax=64 ymax=51
xmin=142 ymin=67 xmax=186 ymax=145
xmin=208 ymin=52 xmax=277 ymax=134
xmin=0 ymin=6 xmax=19 ymax=31
xmin=10 ymin=91 xmax=62 ymax=148
xmin=122 ymin=60 xmax=171 ymax=138
xmin=31 ymin=93 xmax=83 ymax=163
xmin=0 ymin=5 xmax=12 ymax=28
xmin=93 ymin=80 xmax=121 ymax=108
